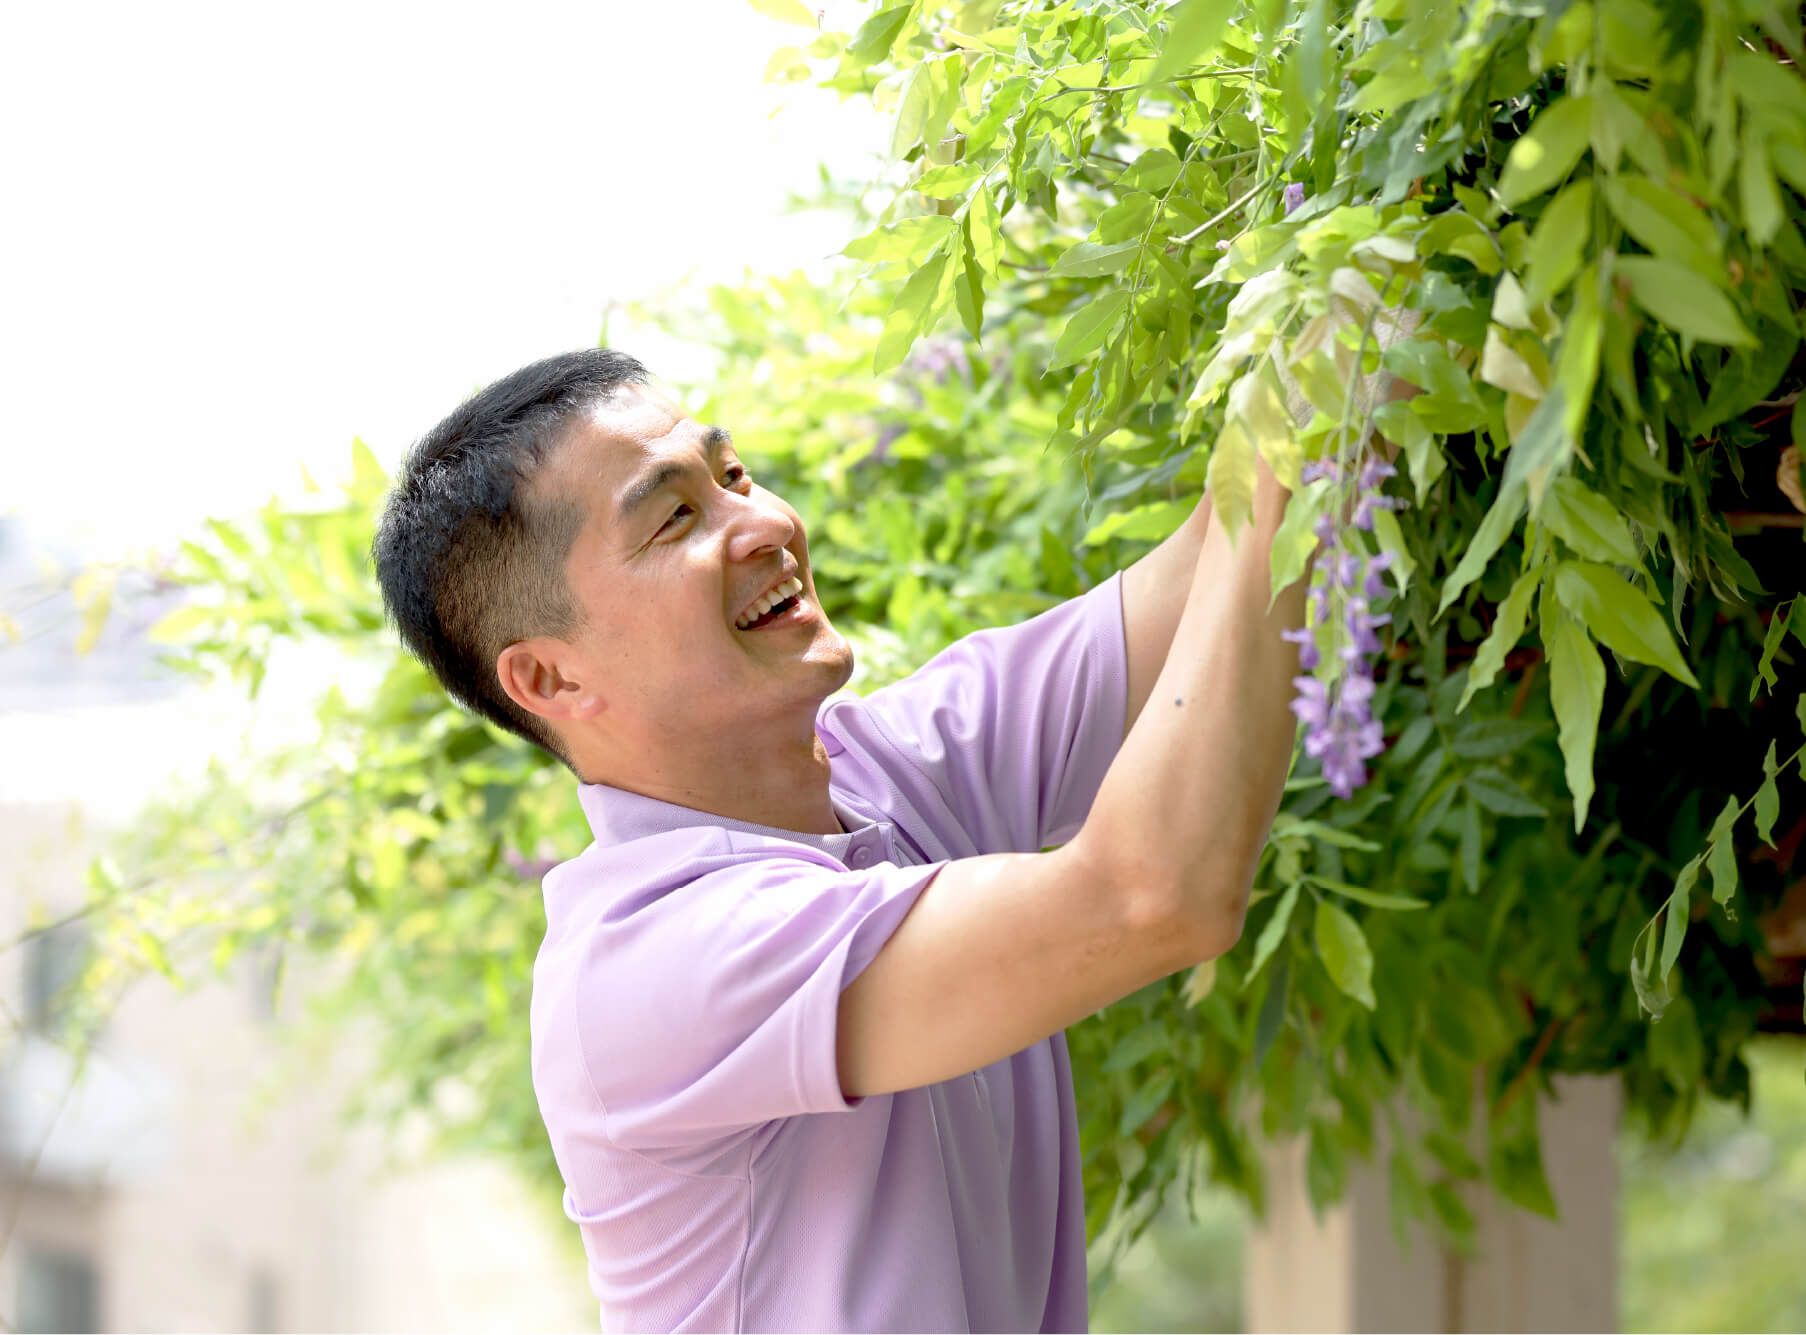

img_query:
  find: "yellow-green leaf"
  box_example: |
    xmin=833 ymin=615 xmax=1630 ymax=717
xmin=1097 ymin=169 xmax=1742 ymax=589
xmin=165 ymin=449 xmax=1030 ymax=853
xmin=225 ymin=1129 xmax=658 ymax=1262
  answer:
xmin=1540 ymin=475 xmax=1640 ymax=565
xmin=1525 ymin=179 xmax=1592 ymax=304
xmin=1460 ymin=565 xmax=1540 ymax=710
xmin=745 ymin=0 xmax=817 ymax=25
xmin=1050 ymin=288 xmax=1129 ymax=369
xmin=1152 ymin=0 xmax=1238 ymax=83
xmin=1547 ymin=617 xmax=1606 ymax=830
xmin=1615 ymin=256 xmax=1755 ymax=348
xmin=1498 ymin=96 xmax=1593 ymax=208
xmin=1315 ymin=899 xmax=1376 ymax=1009
xmin=1553 ymin=561 xmax=1701 ymax=687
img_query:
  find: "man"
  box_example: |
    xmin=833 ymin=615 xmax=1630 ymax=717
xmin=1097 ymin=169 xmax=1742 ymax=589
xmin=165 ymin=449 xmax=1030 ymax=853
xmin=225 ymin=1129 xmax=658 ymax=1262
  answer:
xmin=373 ymin=347 xmax=1308 ymax=1332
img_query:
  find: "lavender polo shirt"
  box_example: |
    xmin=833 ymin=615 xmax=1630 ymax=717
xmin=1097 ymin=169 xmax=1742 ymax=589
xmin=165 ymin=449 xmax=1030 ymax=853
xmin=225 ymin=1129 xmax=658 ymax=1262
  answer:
xmin=529 ymin=573 xmax=1128 ymax=1333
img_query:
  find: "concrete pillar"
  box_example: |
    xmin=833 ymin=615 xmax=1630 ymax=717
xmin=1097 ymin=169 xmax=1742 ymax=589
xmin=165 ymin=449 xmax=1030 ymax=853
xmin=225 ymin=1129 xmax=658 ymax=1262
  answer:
xmin=1245 ymin=1075 xmax=1621 ymax=1333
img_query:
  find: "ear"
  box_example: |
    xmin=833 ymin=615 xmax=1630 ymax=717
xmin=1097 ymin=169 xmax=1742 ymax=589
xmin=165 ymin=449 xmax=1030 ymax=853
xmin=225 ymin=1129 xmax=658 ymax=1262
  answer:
xmin=495 ymin=638 xmax=605 ymax=726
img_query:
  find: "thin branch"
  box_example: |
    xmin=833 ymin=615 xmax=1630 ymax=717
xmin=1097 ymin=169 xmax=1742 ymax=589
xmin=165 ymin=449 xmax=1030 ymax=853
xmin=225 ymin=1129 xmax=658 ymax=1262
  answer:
xmin=1175 ymin=180 xmax=1266 ymax=245
xmin=1496 ymin=1015 xmax=1566 ymax=1115
xmin=1052 ymin=68 xmax=1256 ymax=94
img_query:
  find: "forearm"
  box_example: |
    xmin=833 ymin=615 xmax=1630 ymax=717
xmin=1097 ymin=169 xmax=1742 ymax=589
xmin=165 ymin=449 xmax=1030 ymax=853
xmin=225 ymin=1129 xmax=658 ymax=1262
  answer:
xmin=1075 ymin=460 xmax=1307 ymax=956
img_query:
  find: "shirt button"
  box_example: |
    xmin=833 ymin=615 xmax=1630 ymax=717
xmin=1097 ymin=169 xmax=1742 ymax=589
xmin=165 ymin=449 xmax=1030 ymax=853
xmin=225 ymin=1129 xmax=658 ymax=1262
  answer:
xmin=850 ymin=846 xmax=875 ymax=869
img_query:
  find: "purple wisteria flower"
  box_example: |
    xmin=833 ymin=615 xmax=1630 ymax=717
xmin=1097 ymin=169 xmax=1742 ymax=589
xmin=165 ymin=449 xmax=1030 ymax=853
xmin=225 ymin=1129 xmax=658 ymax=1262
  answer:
xmin=1283 ymin=182 xmax=1306 ymax=215
xmin=1285 ymin=457 xmax=1404 ymax=798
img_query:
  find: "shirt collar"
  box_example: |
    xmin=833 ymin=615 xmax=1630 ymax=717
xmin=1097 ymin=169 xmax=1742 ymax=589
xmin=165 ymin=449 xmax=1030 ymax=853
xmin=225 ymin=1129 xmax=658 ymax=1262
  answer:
xmin=576 ymin=780 xmax=875 ymax=860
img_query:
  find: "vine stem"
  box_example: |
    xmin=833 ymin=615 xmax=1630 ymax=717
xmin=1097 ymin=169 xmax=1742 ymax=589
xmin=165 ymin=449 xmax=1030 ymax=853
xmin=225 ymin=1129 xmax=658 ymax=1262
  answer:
xmin=1496 ymin=1015 xmax=1565 ymax=1116
xmin=1175 ymin=180 xmax=1265 ymax=245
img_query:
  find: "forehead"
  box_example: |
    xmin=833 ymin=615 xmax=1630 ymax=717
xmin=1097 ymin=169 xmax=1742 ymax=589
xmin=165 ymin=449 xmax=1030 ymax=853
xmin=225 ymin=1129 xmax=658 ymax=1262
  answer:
xmin=550 ymin=383 xmax=708 ymax=486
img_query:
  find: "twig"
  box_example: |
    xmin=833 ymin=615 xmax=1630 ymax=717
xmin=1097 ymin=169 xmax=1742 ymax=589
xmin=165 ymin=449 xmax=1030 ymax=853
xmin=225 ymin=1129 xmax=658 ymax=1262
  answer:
xmin=1496 ymin=1015 xmax=1565 ymax=1116
xmin=1175 ymin=180 xmax=1265 ymax=245
xmin=1508 ymin=659 xmax=1541 ymax=717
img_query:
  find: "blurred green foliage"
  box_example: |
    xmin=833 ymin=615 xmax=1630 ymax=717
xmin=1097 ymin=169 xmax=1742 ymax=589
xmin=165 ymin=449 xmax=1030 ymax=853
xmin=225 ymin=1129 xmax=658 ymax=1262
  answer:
xmin=1085 ymin=1036 xmax=1806 ymax=1331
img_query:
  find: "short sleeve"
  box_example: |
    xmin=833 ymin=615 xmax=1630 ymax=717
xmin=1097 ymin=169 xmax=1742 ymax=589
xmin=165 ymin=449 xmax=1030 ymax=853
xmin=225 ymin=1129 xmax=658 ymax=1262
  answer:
xmin=822 ymin=573 xmax=1128 ymax=855
xmin=574 ymin=853 xmax=943 ymax=1151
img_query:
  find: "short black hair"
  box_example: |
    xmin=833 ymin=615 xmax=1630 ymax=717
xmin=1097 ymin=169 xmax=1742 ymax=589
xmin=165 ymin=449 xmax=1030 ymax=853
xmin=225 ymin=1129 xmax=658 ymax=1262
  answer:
xmin=372 ymin=348 xmax=650 ymax=765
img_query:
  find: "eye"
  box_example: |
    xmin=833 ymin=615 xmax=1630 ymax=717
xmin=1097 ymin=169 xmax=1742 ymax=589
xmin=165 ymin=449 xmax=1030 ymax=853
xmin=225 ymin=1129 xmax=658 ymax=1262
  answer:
xmin=724 ymin=464 xmax=751 ymax=488
xmin=658 ymin=503 xmax=694 ymax=534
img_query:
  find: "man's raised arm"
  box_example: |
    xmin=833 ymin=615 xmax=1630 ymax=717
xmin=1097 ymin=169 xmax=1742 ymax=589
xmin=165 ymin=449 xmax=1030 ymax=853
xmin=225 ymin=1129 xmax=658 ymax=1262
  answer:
xmin=836 ymin=456 xmax=1305 ymax=1098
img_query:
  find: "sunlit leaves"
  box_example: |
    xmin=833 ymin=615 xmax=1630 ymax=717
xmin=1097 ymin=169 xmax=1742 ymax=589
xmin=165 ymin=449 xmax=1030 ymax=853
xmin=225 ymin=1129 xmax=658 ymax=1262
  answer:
xmin=1150 ymin=0 xmax=1238 ymax=84
xmin=1498 ymin=96 xmax=1593 ymax=208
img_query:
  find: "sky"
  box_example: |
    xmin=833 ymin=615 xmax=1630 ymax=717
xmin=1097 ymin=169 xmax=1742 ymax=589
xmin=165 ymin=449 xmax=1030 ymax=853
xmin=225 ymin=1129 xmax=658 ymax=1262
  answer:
xmin=1 ymin=0 xmax=881 ymax=555
xmin=0 ymin=0 xmax=886 ymax=811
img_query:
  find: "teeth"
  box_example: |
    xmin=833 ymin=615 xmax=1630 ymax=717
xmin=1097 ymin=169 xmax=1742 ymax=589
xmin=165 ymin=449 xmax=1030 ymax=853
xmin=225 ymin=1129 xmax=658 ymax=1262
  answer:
xmin=736 ymin=576 xmax=803 ymax=629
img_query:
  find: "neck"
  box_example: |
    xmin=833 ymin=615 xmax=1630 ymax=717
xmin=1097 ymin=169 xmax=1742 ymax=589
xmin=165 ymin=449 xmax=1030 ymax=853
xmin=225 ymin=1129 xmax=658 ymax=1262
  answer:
xmin=570 ymin=707 xmax=842 ymax=836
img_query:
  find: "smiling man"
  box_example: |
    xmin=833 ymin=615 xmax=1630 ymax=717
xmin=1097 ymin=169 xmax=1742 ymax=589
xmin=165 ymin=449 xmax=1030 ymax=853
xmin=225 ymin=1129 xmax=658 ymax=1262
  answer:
xmin=373 ymin=348 xmax=1309 ymax=1333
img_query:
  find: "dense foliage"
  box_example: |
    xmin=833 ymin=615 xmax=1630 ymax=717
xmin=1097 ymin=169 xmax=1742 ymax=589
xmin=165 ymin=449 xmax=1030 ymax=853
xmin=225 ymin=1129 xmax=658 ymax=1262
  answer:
xmin=78 ymin=0 xmax=1806 ymax=1288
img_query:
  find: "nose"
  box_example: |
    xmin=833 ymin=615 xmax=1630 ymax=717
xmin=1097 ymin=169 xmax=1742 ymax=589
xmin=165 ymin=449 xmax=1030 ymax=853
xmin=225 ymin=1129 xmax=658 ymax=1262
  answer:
xmin=723 ymin=489 xmax=797 ymax=565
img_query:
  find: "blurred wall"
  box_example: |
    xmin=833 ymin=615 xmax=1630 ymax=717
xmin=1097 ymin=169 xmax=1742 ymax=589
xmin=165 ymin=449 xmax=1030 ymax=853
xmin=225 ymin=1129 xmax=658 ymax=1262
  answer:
xmin=0 ymin=800 xmax=594 ymax=1333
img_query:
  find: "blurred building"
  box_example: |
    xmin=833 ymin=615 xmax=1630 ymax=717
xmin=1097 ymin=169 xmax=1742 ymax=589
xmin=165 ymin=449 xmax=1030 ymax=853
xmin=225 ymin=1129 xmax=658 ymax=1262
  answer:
xmin=0 ymin=520 xmax=593 ymax=1333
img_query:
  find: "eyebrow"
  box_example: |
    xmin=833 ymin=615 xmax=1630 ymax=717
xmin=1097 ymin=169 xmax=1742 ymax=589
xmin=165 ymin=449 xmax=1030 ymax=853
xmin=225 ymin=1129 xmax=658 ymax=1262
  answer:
xmin=615 ymin=426 xmax=733 ymax=527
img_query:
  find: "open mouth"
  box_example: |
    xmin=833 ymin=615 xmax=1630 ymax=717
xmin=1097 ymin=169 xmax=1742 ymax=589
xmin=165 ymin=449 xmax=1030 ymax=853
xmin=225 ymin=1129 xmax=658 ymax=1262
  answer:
xmin=735 ymin=575 xmax=806 ymax=631
xmin=739 ymin=593 xmax=801 ymax=630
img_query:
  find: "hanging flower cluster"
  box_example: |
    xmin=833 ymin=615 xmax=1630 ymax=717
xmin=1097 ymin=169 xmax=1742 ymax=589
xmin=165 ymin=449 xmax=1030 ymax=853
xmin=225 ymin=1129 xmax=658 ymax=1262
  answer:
xmin=1283 ymin=455 xmax=1402 ymax=797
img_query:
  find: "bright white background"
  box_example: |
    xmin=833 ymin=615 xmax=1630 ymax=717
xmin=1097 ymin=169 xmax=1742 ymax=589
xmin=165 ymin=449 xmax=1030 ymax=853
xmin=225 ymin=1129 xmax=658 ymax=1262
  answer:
xmin=1 ymin=0 xmax=883 ymax=808
xmin=2 ymin=0 xmax=878 ymax=553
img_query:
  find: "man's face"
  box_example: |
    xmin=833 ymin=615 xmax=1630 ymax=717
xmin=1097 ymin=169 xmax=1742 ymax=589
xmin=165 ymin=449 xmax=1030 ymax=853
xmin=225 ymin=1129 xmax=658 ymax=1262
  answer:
xmin=538 ymin=384 xmax=853 ymax=750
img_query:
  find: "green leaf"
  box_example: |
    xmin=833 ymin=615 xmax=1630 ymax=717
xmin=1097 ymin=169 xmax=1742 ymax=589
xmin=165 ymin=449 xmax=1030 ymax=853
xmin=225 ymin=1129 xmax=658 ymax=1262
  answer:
xmin=1547 ymin=617 xmax=1606 ymax=831
xmin=1740 ymin=132 xmax=1785 ymax=246
xmin=1207 ymin=420 xmax=1257 ymax=538
xmin=1752 ymin=597 xmax=1796 ymax=702
xmin=1081 ymin=498 xmax=1191 ymax=546
xmin=1050 ymin=240 xmax=1143 ymax=278
xmin=846 ymin=3 xmax=911 ymax=68
xmin=1314 ymin=899 xmax=1376 ymax=1009
xmin=1706 ymin=797 xmax=1740 ymax=908
xmin=1102 ymin=1020 xmax=1173 ymax=1072
xmin=1615 ymin=256 xmax=1756 ymax=348
xmin=1553 ymin=561 xmax=1701 ymax=687
xmin=1050 ymin=289 xmax=1129 ymax=370
xmin=1119 ymin=1070 xmax=1176 ymax=1138
xmin=913 ymin=163 xmax=987 ymax=200
xmin=1151 ymin=0 xmax=1238 ymax=84
xmin=1540 ymin=476 xmax=1641 ymax=565
xmin=872 ymin=250 xmax=951 ymax=375
xmin=1308 ymin=877 xmax=1429 ymax=911
xmin=745 ymin=0 xmax=817 ymax=25
xmin=955 ymin=240 xmax=986 ymax=344
xmin=1306 ymin=1121 xmax=1348 ymax=1213
xmin=1460 ymin=794 xmax=1483 ymax=892
xmin=1451 ymin=717 xmax=1548 ymax=759
xmin=1488 ymin=1114 xmax=1559 ymax=1219
xmin=891 ymin=63 xmax=932 ymax=158
xmin=1465 ymin=767 xmax=1546 ymax=817
xmin=1271 ymin=817 xmax=1380 ymax=851
xmin=1248 ymin=882 xmax=1302 ymax=980
xmin=1755 ymin=743 xmax=1780 ymax=845
xmin=1269 ymin=483 xmax=1328 ymax=607
xmin=967 ymin=186 xmax=1003 ymax=274
xmin=842 ymin=215 xmax=956 ymax=264
xmin=1460 ymin=566 xmax=1540 ymax=710
xmin=1497 ymin=96 xmax=1593 ymax=208
xmin=1439 ymin=483 xmax=1527 ymax=614
xmin=1525 ymin=180 xmax=1593 ymax=304
xmin=1602 ymin=176 xmax=1723 ymax=275
xmin=1658 ymin=855 xmax=1702 ymax=980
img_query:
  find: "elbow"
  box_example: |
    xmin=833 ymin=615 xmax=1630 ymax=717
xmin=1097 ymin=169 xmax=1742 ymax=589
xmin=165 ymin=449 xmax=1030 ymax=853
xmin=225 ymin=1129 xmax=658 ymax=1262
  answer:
xmin=1165 ymin=862 xmax=1255 ymax=966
